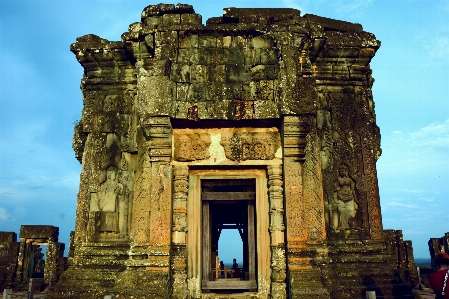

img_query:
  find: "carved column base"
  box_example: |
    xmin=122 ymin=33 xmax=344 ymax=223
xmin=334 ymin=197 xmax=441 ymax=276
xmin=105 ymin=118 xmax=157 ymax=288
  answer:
xmin=288 ymin=269 xmax=330 ymax=299
xmin=271 ymin=282 xmax=287 ymax=299
xmin=171 ymin=245 xmax=188 ymax=299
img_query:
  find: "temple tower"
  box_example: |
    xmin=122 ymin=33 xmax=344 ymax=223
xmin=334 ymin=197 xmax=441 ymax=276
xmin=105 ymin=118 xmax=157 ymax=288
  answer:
xmin=48 ymin=4 xmax=416 ymax=298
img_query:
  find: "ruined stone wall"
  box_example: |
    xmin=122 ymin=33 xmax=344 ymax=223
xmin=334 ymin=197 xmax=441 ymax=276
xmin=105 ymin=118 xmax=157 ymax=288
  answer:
xmin=0 ymin=232 xmax=19 ymax=291
xmin=49 ymin=4 xmax=417 ymax=299
xmin=16 ymin=225 xmax=65 ymax=287
xmin=429 ymin=232 xmax=449 ymax=270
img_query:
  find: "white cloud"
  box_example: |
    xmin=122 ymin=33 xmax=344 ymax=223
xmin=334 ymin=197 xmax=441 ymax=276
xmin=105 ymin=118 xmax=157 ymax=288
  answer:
xmin=383 ymin=202 xmax=419 ymax=209
xmin=281 ymin=0 xmax=372 ymax=17
xmin=387 ymin=188 xmax=425 ymax=194
xmin=334 ymin=0 xmax=373 ymax=16
xmin=0 ymin=207 xmax=10 ymax=222
xmin=416 ymin=26 xmax=449 ymax=66
xmin=281 ymin=0 xmax=305 ymax=12
xmin=409 ymin=119 xmax=449 ymax=149
xmin=379 ymin=119 xmax=449 ymax=175
xmin=417 ymin=197 xmax=434 ymax=202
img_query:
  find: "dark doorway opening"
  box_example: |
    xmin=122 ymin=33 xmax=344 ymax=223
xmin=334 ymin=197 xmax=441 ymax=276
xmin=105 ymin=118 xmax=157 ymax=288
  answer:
xmin=201 ymin=179 xmax=257 ymax=292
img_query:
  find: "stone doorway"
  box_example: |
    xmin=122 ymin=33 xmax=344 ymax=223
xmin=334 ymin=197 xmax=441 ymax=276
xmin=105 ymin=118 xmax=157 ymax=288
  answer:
xmin=26 ymin=243 xmax=46 ymax=279
xmin=201 ymin=179 xmax=257 ymax=292
xmin=16 ymin=225 xmax=65 ymax=288
xmin=186 ymin=169 xmax=271 ymax=297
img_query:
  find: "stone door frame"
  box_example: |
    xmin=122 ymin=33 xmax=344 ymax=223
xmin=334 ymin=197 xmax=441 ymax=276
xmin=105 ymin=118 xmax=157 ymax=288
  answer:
xmin=186 ymin=168 xmax=275 ymax=298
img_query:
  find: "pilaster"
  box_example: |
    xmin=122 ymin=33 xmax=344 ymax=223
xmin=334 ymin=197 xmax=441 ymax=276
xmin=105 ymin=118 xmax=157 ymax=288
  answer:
xmin=282 ymin=115 xmax=330 ymax=299
xmin=171 ymin=165 xmax=189 ymax=299
xmin=112 ymin=116 xmax=173 ymax=297
xmin=267 ymin=164 xmax=286 ymax=299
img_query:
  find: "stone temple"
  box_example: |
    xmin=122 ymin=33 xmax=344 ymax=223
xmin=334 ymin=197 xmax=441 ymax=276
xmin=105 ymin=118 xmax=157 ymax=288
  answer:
xmin=47 ymin=4 xmax=418 ymax=299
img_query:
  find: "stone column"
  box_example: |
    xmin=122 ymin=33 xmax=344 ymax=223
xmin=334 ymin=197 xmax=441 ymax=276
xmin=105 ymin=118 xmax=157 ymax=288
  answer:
xmin=282 ymin=115 xmax=330 ymax=299
xmin=171 ymin=164 xmax=189 ymax=299
xmin=358 ymin=89 xmax=383 ymax=240
xmin=15 ymin=238 xmax=26 ymax=283
xmin=303 ymin=126 xmax=327 ymax=244
xmin=117 ymin=116 xmax=172 ymax=296
xmin=282 ymin=115 xmax=309 ymax=253
xmin=267 ymin=164 xmax=286 ymax=299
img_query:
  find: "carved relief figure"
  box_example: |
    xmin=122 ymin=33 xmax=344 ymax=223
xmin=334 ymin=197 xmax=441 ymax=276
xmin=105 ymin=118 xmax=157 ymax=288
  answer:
xmin=332 ymin=164 xmax=359 ymax=232
xmin=90 ymin=166 xmax=123 ymax=233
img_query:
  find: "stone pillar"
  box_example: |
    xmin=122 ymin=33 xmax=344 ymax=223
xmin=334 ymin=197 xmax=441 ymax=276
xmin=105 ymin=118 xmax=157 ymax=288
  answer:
xmin=0 ymin=232 xmax=19 ymax=289
xmin=283 ymin=115 xmax=330 ymax=299
xmin=267 ymin=164 xmax=286 ymax=299
xmin=45 ymin=239 xmax=57 ymax=285
xmin=358 ymin=90 xmax=383 ymax=240
xmin=171 ymin=164 xmax=189 ymax=299
xmin=73 ymin=133 xmax=94 ymax=244
xmin=282 ymin=115 xmax=309 ymax=256
xmin=117 ymin=116 xmax=172 ymax=297
xmin=303 ymin=125 xmax=327 ymax=244
xmin=15 ymin=238 xmax=26 ymax=284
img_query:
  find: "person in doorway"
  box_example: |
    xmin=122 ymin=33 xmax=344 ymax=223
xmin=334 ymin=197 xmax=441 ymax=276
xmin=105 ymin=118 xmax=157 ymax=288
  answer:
xmin=220 ymin=261 xmax=224 ymax=278
xmin=232 ymin=258 xmax=240 ymax=278
xmin=429 ymin=252 xmax=449 ymax=299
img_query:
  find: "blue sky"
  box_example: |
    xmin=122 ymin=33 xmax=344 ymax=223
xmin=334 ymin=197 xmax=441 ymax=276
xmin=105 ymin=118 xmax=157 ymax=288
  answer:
xmin=0 ymin=0 xmax=447 ymax=260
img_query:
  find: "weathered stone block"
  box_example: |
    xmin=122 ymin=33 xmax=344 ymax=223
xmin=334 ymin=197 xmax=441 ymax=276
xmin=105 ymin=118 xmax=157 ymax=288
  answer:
xmin=187 ymin=82 xmax=207 ymax=102
xmin=181 ymin=13 xmax=202 ymax=25
xmin=199 ymin=35 xmax=216 ymax=48
xmin=198 ymin=101 xmax=233 ymax=120
xmin=171 ymin=63 xmax=191 ymax=83
xmin=178 ymin=48 xmax=199 ymax=64
xmin=226 ymin=64 xmax=250 ymax=82
xmin=162 ymin=14 xmax=181 ymax=26
xmin=254 ymin=100 xmax=280 ymax=119
xmin=19 ymin=225 xmax=59 ymax=240
xmin=259 ymin=48 xmax=279 ymax=65
xmin=137 ymin=75 xmax=174 ymax=117
xmin=251 ymin=64 xmax=279 ymax=80
xmin=176 ymin=83 xmax=189 ymax=102
xmin=143 ymin=16 xmax=161 ymax=27
xmin=190 ymin=64 xmax=207 ymax=82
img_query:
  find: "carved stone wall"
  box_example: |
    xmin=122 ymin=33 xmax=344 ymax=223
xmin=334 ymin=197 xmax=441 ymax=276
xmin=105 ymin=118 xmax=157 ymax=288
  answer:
xmin=48 ymin=4 xmax=417 ymax=299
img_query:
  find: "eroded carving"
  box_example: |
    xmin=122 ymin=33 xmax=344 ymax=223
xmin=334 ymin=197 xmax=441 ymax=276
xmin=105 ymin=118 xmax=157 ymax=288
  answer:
xmin=221 ymin=131 xmax=280 ymax=161
xmin=331 ymin=164 xmax=360 ymax=233
xmin=173 ymin=133 xmax=211 ymax=161
xmin=89 ymin=166 xmax=123 ymax=233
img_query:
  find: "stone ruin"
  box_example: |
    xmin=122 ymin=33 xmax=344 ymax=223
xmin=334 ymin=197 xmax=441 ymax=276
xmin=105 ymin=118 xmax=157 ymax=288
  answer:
xmin=428 ymin=232 xmax=449 ymax=270
xmin=0 ymin=232 xmax=19 ymax=290
xmin=0 ymin=226 xmax=67 ymax=292
xmin=46 ymin=4 xmax=419 ymax=299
